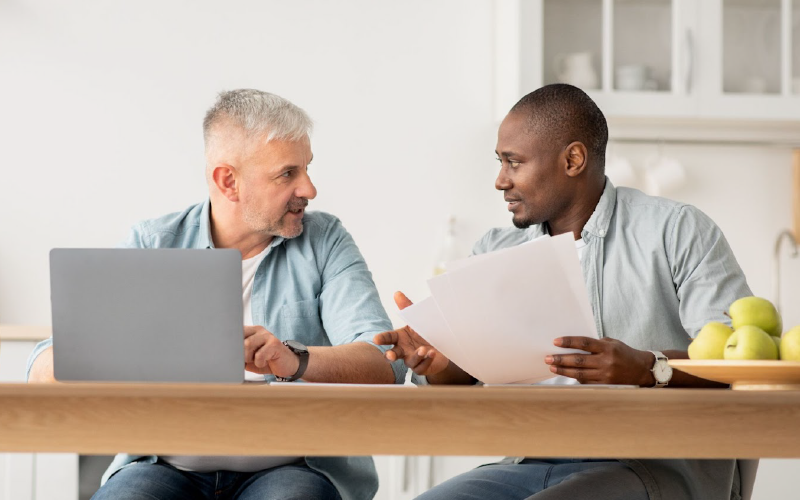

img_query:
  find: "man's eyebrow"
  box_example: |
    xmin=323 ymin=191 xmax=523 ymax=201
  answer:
xmin=496 ymin=150 xmax=520 ymax=158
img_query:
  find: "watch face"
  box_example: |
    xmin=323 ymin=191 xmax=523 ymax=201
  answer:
xmin=654 ymin=360 xmax=673 ymax=383
xmin=284 ymin=340 xmax=308 ymax=353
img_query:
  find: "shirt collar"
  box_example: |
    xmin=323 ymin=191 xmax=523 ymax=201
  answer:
xmin=580 ymin=177 xmax=616 ymax=240
xmin=198 ymin=199 xmax=214 ymax=249
xmin=199 ymin=198 xmax=287 ymax=250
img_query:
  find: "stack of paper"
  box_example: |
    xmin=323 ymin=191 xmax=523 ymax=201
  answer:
xmin=398 ymin=233 xmax=598 ymax=384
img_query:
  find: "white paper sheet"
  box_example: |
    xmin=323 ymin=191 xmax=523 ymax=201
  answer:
xmin=401 ymin=232 xmax=599 ymax=384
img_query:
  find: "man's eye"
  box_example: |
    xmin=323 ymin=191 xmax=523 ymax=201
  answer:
xmin=509 ymin=161 xmax=521 ymax=168
xmin=281 ymin=170 xmax=293 ymax=178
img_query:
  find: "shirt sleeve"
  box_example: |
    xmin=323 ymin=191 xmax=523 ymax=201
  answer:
xmin=317 ymin=216 xmax=407 ymax=384
xmin=25 ymin=224 xmax=149 ymax=381
xmin=668 ymin=205 xmax=753 ymax=338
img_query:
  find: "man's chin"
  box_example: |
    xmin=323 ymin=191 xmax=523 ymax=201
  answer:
xmin=512 ymin=215 xmax=533 ymax=229
xmin=277 ymin=222 xmax=304 ymax=240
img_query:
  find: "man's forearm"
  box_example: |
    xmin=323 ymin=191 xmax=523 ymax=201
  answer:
xmin=303 ymin=342 xmax=396 ymax=384
xmin=28 ymin=347 xmax=57 ymax=383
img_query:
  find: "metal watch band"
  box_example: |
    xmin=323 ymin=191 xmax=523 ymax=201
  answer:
xmin=276 ymin=341 xmax=309 ymax=382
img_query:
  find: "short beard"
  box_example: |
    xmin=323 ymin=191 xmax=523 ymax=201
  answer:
xmin=512 ymin=214 xmax=534 ymax=229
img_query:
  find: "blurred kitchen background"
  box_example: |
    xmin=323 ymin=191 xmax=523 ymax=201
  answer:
xmin=1 ymin=0 xmax=799 ymax=499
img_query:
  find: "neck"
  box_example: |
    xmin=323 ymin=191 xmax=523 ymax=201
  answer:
xmin=546 ymin=178 xmax=605 ymax=241
xmin=208 ymin=200 xmax=273 ymax=259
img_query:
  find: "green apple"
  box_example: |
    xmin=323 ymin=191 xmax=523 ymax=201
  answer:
xmin=728 ymin=297 xmax=783 ymax=337
xmin=689 ymin=322 xmax=733 ymax=359
xmin=724 ymin=325 xmax=779 ymax=360
xmin=780 ymin=326 xmax=800 ymax=361
xmin=772 ymin=335 xmax=781 ymax=358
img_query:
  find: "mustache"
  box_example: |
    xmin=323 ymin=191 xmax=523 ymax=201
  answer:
xmin=504 ymin=193 xmax=521 ymax=202
xmin=287 ymin=198 xmax=309 ymax=211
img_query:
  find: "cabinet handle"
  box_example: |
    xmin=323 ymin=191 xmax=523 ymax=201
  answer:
xmin=402 ymin=455 xmax=412 ymax=493
xmin=683 ymin=28 xmax=694 ymax=94
xmin=428 ymin=456 xmax=435 ymax=490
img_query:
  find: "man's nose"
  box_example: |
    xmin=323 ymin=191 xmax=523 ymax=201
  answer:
xmin=297 ymin=171 xmax=317 ymax=200
xmin=495 ymin=170 xmax=512 ymax=191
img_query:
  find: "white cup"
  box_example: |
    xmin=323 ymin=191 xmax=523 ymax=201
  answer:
xmin=742 ymin=76 xmax=767 ymax=94
xmin=616 ymin=65 xmax=649 ymax=91
xmin=643 ymin=154 xmax=686 ymax=197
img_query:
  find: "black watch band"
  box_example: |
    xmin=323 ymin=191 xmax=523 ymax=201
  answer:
xmin=276 ymin=340 xmax=309 ymax=382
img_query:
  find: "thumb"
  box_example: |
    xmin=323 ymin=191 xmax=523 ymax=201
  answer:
xmin=394 ymin=291 xmax=414 ymax=310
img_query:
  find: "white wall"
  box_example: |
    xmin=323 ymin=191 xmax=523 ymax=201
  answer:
xmin=0 ymin=0 xmax=501 ymax=326
xmin=1 ymin=1 xmax=799 ymax=499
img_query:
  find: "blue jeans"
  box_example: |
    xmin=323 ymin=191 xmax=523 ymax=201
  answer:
xmin=416 ymin=459 xmax=649 ymax=500
xmin=91 ymin=459 xmax=342 ymax=500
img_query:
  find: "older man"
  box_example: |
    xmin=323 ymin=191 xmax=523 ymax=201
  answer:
xmin=28 ymin=89 xmax=404 ymax=500
xmin=376 ymin=84 xmax=752 ymax=500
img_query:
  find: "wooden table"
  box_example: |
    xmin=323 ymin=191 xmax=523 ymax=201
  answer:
xmin=1 ymin=383 xmax=799 ymax=459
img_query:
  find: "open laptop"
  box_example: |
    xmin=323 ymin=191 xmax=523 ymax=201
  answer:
xmin=50 ymin=248 xmax=245 ymax=383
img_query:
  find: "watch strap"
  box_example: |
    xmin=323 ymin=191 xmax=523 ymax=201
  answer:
xmin=276 ymin=341 xmax=309 ymax=382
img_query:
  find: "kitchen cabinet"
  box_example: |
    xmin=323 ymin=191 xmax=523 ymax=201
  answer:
xmin=495 ymin=0 xmax=800 ymax=122
xmin=374 ymin=455 xmax=504 ymax=499
xmin=0 ymin=336 xmax=78 ymax=500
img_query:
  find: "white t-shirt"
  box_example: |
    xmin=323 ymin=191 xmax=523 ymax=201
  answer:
xmin=536 ymin=238 xmax=586 ymax=386
xmin=163 ymin=245 xmax=302 ymax=472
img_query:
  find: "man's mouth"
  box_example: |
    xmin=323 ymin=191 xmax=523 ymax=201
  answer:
xmin=505 ymin=198 xmax=521 ymax=212
xmin=287 ymin=199 xmax=309 ymax=216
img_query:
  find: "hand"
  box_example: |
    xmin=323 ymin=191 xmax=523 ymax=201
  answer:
xmin=243 ymin=326 xmax=300 ymax=378
xmin=544 ymin=336 xmax=655 ymax=386
xmin=373 ymin=292 xmax=450 ymax=377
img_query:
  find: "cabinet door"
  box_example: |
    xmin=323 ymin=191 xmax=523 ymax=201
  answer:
xmin=698 ymin=0 xmax=800 ymax=120
xmin=0 ymin=453 xmax=34 ymax=500
xmin=35 ymin=454 xmax=79 ymax=500
xmin=374 ymin=455 xmax=419 ymax=500
xmin=496 ymin=0 xmax=700 ymax=120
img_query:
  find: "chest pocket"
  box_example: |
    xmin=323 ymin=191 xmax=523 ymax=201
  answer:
xmin=280 ymin=298 xmax=326 ymax=345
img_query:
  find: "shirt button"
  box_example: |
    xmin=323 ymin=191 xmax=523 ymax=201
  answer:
xmin=598 ymin=229 xmax=606 ymax=236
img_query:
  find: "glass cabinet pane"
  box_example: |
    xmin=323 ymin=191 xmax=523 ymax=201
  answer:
xmin=793 ymin=0 xmax=800 ymax=94
xmin=723 ymin=0 xmax=781 ymax=94
xmin=613 ymin=0 xmax=673 ymax=92
xmin=543 ymin=0 xmax=602 ymax=90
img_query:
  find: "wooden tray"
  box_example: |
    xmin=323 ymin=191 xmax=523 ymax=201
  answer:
xmin=669 ymin=359 xmax=800 ymax=390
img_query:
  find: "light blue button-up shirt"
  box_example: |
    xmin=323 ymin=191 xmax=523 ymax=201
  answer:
xmin=27 ymin=199 xmax=406 ymax=500
xmin=474 ymin=180 xmax=751 ymax=500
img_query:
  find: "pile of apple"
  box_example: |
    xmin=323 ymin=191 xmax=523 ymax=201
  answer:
xmin=689 ymin=297 xmax=800 ymax=361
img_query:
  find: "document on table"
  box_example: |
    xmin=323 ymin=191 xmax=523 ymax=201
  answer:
xmin=398 ymin=233 xmax=598 ymax=385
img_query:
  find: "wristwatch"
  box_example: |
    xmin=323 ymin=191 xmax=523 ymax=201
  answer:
xmin=275 ymin=340 xmax=309 ymax=382
xmin=648 ymin=350 xmax=672 ymax=388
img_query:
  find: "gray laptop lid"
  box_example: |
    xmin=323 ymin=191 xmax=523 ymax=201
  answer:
xmin=50 ymin=248 xmax=244 ymax=383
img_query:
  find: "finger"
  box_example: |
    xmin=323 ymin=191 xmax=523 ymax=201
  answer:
xmin=373 ymin=330 xmax=399 ymax=346
xmin=407 ymin=346 xmax=437 ymax=370
xmin=394 ymin=291 xmax=414 ymax=310
xmin=385 ymin=345 xmax=405 ymax=362
xmin=243 ymin=325 xmax=259 ymax=338
xmin=245 ymin=362 xmax=273 ymax=375
xmin=549 ymin=365 xmax=600 ymax=384
xmin=544 ymin=353 xmax=601 ymax=369
xmin=412 ymin=356 xmax=435 ymax=375
xmin=554 ymin=336 xmax=604 ymax=353
xmin=253 ymin=338 xmax=282 ymax=368
xmin=244 ymin=334 xmax=267 ymax=364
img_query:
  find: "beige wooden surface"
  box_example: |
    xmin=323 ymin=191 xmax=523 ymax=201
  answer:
xmin=0 ymin=325 xmax=51 ymax=342
xmin=1 ymin=383 xmax=800 ymax=459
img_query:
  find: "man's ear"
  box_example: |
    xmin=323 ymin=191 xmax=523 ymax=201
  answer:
xmin=211 ymin=164 xmax=239 ymax=202
xmin=564 ymin=141 xmax=588 ymax=178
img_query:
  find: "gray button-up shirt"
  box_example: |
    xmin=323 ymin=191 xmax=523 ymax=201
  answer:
xmin=27 ymin=199 xmax=406 ymax=500
xmin=473 ymin=179 xmax=751 ymax=500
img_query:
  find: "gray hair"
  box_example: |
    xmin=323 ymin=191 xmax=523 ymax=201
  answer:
xmin=203 ymin=89 xmax=313 ymax=147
